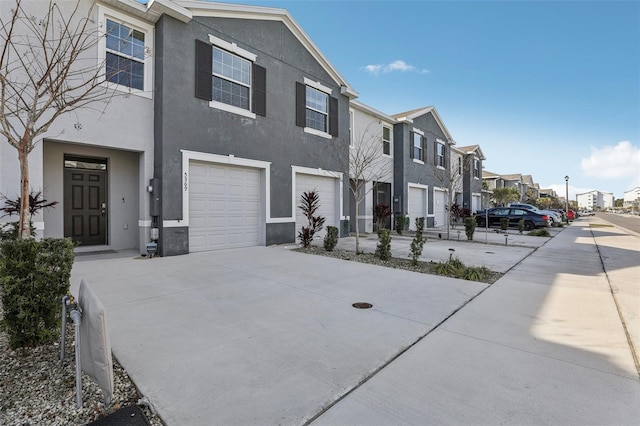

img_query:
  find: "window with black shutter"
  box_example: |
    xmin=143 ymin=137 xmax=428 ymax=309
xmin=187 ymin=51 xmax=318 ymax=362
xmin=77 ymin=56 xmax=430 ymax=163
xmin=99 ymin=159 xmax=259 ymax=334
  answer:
xmin=411 ymin=131 xmax=424 ymax=161
xmin=296 ymin=79 xmax=337 ymax=138
xmin=194 ymin=37 xmax=265 ymax=118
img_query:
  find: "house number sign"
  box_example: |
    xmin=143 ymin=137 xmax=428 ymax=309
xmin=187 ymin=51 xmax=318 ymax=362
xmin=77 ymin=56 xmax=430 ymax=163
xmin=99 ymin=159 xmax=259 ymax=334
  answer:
xmin=184 ymin=172 xmax=188 ymax=191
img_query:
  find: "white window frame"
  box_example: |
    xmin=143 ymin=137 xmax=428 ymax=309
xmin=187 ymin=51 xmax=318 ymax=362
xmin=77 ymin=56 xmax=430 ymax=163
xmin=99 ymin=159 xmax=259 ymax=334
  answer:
xmin=303 ymin=77 xmax=332 ymax=139
xmin=349 ymin=110 xmax=354 ymax=148
xmin=208 ymin=35 xmax=257 ymax=119
xmin=412 ymin=127 xmax=424 ymax=164
xmin=436 ymin=140 xmax=445 ymax=169
xmin=382 ymin=125 xmax=392 ymax=157
xmin=474 ymin=158 xmax=480 ymax=179
xmin=98 ymin=6 xmax=153 ymax=99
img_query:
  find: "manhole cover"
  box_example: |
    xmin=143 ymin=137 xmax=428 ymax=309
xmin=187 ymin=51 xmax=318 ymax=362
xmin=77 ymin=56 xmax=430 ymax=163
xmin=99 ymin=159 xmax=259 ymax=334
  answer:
xmin=352 ymin=302 xmax=373 ymax=309
xmin=485 ymin=251 xmax=495 ymax=254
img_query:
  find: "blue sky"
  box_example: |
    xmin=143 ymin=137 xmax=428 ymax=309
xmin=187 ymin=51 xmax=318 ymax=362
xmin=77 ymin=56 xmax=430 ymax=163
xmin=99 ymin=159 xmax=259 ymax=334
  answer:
xmin=212 ymin=0 xmax=639 ymax=200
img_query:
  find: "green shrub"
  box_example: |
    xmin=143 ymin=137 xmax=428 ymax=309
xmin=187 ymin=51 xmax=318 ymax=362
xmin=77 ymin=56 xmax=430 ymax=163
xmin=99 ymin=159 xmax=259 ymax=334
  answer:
xmin=409 ymin=217 xmax=425 ymax=266
xmin=323 ymin=226 xmax=339 ymax=251
xmin=0 ymin=238 xmax=75 ymax=348
xmin=0 ymin=221 xmax=36 ymax=241
xmin=528 ymin=228 xmax=550 ymax=237
xmin=433 ymin=258 xmax=491 ymax=282
xmin=463 ymin=266 xmax=491 ymax=281
xmin=395 ymin=215 xmax=405 ymax=235
xmin=375 ymin=228 xmax=392 ymax=261
xmin=518 ymin=219 xmax=525 ymax=234
xmin=500 ymin=218 xmax=509 ymax=231
xmin=434 ymin=260 xmax=459 ymax=276
xmin=464 ymin=217 xmax=476 ymax=240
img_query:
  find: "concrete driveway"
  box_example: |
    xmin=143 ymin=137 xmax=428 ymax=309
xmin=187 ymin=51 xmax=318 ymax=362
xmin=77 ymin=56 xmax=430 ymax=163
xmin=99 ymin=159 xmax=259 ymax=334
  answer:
xmin=71 ymin=219 xmax=640 ymax=425
xmin=71 ymin=245 xmax=488 ymax=425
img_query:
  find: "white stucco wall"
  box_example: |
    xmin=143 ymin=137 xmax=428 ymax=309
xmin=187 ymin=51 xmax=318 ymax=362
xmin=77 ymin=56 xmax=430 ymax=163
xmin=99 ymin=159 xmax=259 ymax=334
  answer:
xmin=0 ymin=1 xmax=155 ymax=250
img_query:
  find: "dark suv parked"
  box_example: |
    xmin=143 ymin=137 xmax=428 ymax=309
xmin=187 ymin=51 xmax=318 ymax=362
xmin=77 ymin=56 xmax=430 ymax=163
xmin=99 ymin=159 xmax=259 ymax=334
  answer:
xmin=474 ymin=207 xmax=550 ymax=230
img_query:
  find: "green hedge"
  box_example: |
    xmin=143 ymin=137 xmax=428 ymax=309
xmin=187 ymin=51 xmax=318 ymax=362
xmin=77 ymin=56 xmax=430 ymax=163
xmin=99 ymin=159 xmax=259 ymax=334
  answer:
xmin=0 ymin=238 xmax=75 ymax=348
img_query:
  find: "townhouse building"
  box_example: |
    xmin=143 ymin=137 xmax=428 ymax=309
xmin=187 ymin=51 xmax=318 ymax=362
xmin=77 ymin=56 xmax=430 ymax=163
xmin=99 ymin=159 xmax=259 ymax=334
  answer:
xmin=1 ymin=0 xmax=488 ymax=254
xmin=390 ymin=107 xmax=457 ymax=230
xmin=348 ymin=101 xmax=395 ymax=233
xmin=451 ymin=145 xmax=486 ymax=214
xmin=154 ymin=1 xmax=356 ymax=255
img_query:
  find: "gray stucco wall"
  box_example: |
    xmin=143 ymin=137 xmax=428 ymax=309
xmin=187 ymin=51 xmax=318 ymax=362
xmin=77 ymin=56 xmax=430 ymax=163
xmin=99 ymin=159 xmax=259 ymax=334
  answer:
xmin=393 ymin=112 xmax=449 ymax=228
xmin=154 ymin=15 xmax=350 ymax=255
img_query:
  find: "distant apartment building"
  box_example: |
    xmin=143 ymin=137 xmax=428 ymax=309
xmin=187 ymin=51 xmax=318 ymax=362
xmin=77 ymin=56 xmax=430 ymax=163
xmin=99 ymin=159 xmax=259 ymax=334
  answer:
xmin=623 ymin=187 xmax=640 ymax=210
xmin=576 ymin=190 xmax=615 ymax=211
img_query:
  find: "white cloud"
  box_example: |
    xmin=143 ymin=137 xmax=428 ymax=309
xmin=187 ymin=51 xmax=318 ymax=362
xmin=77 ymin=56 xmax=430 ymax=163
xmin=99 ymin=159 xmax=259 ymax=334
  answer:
xmin=363 ymin=64 xmax=383 ymax=74
xmin=580 ymin=141 xmax=640 ymax=180
xmin=363 ymin=59 xmax=423 ymax=75
xmin=384 ymin=60 xmax=414 ymax=72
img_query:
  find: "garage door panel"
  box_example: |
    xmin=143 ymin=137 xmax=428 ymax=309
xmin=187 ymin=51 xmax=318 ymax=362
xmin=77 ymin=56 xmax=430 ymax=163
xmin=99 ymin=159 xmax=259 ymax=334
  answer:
xmin=434 ymin=190 xmax=446 ymax=228
xmin=408 ymin=187 xmax=427 ymax=231
xmin=189 ymin=161 xmax=262 ymax=252
xmin=295 ymin=174 xmax=338 ymax=239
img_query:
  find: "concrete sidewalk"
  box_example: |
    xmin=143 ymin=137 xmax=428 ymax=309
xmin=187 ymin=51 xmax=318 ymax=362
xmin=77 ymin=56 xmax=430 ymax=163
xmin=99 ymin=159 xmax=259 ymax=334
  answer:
xmin=313 ymin=219 xmax=640 ymax=425
xmin=70 ymin=219 xmax=639 ymax=425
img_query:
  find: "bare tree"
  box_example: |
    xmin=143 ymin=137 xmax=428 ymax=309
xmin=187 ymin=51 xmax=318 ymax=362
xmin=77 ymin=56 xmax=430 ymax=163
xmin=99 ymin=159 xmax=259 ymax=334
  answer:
xmin=431 ymin=151 xmax=463 ymax=240
xmin=349 ymin=121 xmax=393 ymax=253
xmin=0 ymin=0 xmax=114 ymax=238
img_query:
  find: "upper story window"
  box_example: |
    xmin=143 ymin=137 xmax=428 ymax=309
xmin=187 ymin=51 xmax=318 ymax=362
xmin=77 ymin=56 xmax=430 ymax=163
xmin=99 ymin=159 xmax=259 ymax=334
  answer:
xmin=213 ymin=47 xmax=251 ymax=110
xmin=436 ymin=141 xmax=445 ymax=168
xmin=474 ymin=159 xmax=480 ymax=178
xmin=349 ymin=110 xmax=354 ymax=147
xmin=410 ymin=131 xmax=424 ymax=162
xmin=382 ymin=126 xmax=391 ymax=156
xmin=458 ymin=157 xmax=462 ymax=175
xmin=296 ymin=78 xmax=338 ymax=139
xmin=99 ymin=7 xmax=153 ymax=98
xmin=305 ymin=86 xmax=328 ymax=132
xmin=195 ymin=36 xmax=266 ymax=119
xmin=106 ymin=20 xmax=145 ymax=90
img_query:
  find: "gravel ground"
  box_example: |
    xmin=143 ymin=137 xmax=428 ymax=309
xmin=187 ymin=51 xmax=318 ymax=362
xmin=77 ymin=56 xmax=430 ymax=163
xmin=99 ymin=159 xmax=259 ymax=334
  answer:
xmin=0 ymin=292 xmax=164 ymax=426
xmin=294 ymin=245 xmax=503 ymax=284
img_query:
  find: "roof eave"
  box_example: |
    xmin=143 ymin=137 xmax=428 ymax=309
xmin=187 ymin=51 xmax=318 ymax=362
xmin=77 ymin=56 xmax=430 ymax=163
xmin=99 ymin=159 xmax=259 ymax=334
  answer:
xmin=177 ymin=1 xmax=357 ymax=95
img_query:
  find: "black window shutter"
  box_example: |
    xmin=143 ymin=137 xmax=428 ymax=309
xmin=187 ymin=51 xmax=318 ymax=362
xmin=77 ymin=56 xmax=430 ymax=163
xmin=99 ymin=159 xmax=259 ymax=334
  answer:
xmin=409 ymin=131 xmax=415 ymax=159
xmin=195 ymin=39 xmax=212 ymax=101
xmin=295 ymin=82 xmax=306 ymax=127
xmin=329 ymin=97 xmax=339 ymax=137
xmin=421 ymin=136 xmax=425 ymax=161
xmin=252 ymin=64 xmax=266 ymax=116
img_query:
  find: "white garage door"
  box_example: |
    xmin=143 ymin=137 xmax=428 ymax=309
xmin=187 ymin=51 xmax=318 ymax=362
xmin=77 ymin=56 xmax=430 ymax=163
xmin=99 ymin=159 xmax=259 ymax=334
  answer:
xmin=434 ymin=189 xmax=447 ymax=228
xmin=295 ymin=174 xmax=337 ymax=239
xmin=407 ymin=186 xmax=426 ymax=231
xmin=473 ymin=194 xmax=481 ymax=214
xmin=189 ymin=161 xmax=261 ymax=252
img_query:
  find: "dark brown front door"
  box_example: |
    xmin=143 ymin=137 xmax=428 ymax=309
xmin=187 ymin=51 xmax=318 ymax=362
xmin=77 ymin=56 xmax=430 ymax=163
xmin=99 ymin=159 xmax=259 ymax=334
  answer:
xmin=374 ymin=181 xmax=392 ymax=230
xmin=63 ymin=156 xmax=107 ymax=246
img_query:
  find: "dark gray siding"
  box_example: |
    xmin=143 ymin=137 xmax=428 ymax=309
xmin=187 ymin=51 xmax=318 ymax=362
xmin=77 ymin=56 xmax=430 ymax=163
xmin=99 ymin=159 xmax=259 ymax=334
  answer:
xmin=392 ymin=111 xmax=450 ymax=228
xmin=154 ymin=16 xmax=350 ymax=255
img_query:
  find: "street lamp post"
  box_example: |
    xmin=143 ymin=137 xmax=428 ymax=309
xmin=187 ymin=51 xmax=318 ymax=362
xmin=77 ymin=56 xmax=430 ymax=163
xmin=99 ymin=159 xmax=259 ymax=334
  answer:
xmin=564 ymin=175 xmax=569 ymax=223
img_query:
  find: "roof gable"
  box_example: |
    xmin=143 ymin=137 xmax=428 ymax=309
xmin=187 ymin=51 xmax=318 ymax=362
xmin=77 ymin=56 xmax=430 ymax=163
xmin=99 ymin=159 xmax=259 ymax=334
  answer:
xmin=392 ymin=106 xmax=454 ymax=142
xmin=178 ymin=1 xmax=358 ymax=97
xmin=454 ymin=144 xmax=486 ymax=160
